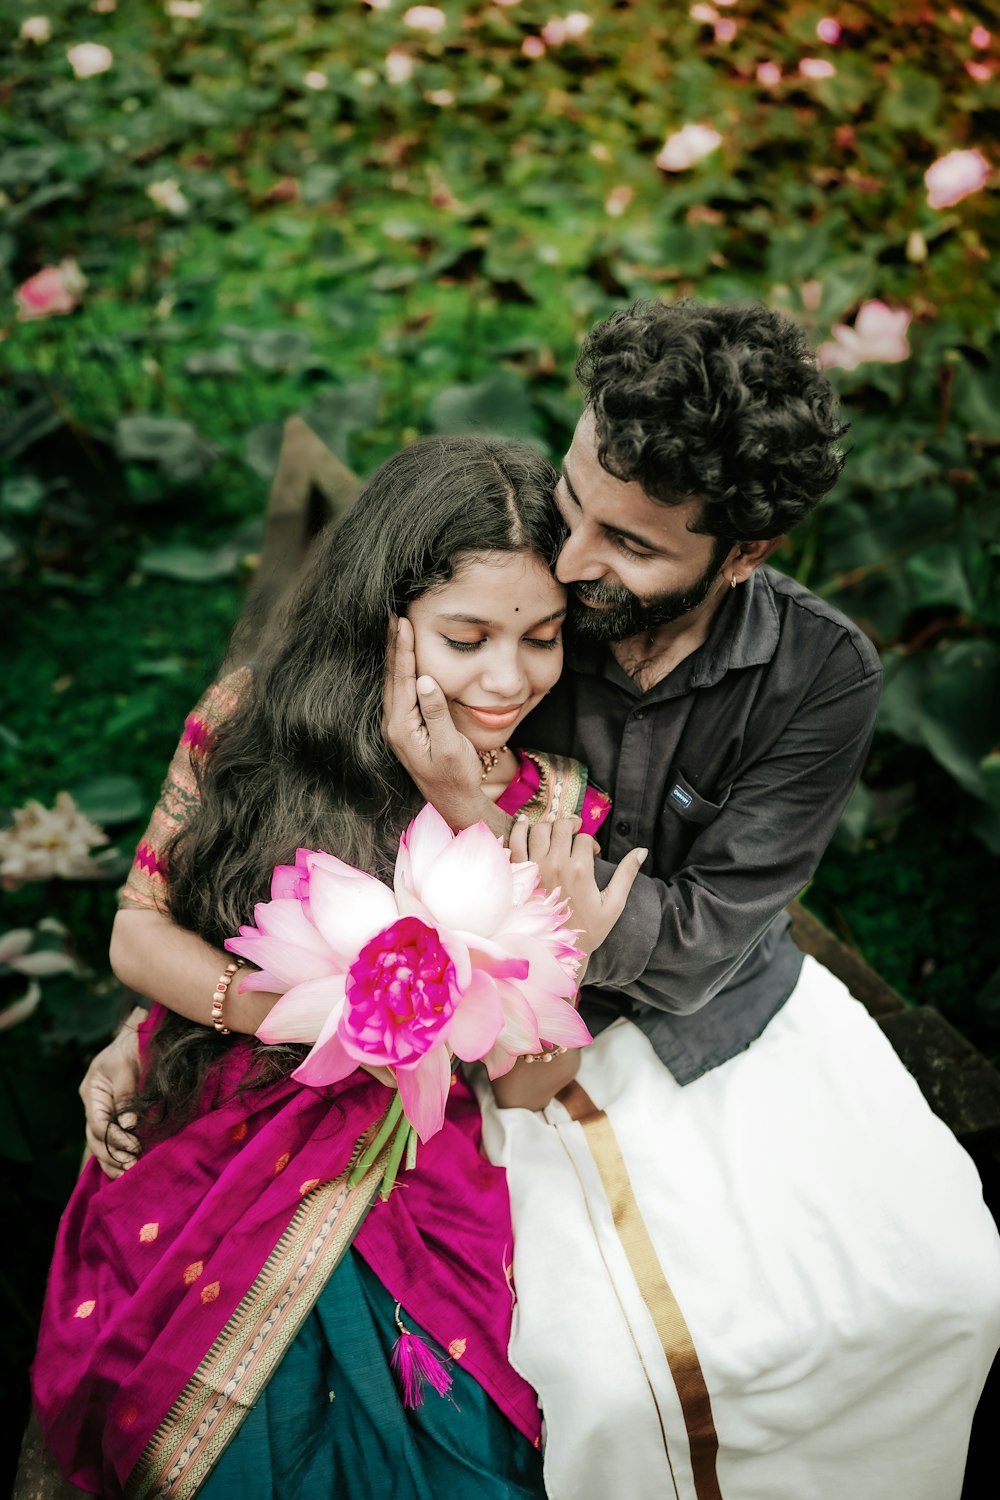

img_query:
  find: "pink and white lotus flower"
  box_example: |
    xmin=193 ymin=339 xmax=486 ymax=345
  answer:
xmin=228 ymin=805 xmax=589 ymax=1143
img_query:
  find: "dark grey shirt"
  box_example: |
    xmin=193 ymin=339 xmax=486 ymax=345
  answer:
xmin=519 ymin=565 xmax=882 ymax=1084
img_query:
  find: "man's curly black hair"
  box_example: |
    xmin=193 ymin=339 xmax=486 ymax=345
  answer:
xmin=575 ymin=298 xmax=848 ymax=540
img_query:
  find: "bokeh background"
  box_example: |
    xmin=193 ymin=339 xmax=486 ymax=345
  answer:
xmin=2 ymin=0 xmax=998 ymax=1488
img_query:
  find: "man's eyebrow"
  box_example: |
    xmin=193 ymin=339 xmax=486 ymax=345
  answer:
xmin=560 ymin=464 xmax=661 ymax=554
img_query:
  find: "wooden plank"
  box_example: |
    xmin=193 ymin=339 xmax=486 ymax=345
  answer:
xmin=787 ymin=899 xmax=906 ymax=1020
xmin=229 ymin=416 xmax=363 ymax=663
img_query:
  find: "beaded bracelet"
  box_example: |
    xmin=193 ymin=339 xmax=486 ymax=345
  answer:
xmin=210 ymin=960 xmax=242 ymax=1035
xmin=524 ymin=1043 xmax=568 ymax=1065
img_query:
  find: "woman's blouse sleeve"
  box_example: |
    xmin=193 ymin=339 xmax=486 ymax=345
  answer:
xmin=498 ymin=749 xmax=611 ymax=833
xmin=117 ymin=669 xmax=250 ymax=913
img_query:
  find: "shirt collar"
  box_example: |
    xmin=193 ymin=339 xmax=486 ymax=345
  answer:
xmin=566 ymin=566 xmax=782 ymax=700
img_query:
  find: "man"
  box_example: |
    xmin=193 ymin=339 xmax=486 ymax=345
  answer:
xmin=385 ymin=296 xmax=878 ymax=1081
xmin=381 ymin=299 xmax=1000 ymax=1499
xmin=82 ymin=300 xmax=999 ymax=1497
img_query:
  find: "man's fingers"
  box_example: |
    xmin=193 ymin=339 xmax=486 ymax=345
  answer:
xmin=415 ymin=674 xmax=450 ymax=721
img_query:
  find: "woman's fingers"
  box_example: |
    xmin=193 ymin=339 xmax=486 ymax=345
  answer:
xmin=600 ymin=846 xmax=648 ymax=926
xmin=509 ymin=816 xmax=531 ymax=864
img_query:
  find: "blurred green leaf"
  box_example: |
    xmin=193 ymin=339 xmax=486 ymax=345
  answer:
xmin=69 ymin=776 xmax=146 ymax=827
xmin=427 ymin=372 xmax=540 ymax=440
xmin=115 ymin=417 xmax=217 ymax=483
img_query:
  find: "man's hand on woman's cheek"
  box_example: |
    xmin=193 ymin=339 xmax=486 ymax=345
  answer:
xmin=383 ymin=616 xmax=507 ymax=833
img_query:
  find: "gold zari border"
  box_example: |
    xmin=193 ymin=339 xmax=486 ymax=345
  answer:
xmin=557 ymin=1079 xmax=723 ymax=1500
xmin=127 ymin=1129 xmax=392 ymax=1500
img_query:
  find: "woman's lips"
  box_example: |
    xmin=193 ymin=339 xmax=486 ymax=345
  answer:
xmin=459 ymin=703 xmax=525 ymax=729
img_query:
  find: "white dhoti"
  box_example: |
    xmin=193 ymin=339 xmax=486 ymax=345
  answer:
xmin=476 ymin=958 xmax=1000 ymax=1500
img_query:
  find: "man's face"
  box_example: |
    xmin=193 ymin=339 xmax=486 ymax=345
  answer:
xmin=554 ymin=409 xmax=733 ymax=643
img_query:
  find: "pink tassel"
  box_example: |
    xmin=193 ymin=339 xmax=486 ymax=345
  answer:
xmin=390 ymin=1305 xmax=453 ymax=1408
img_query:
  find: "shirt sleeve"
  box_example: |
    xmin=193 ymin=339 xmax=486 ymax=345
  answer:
xmin=117 ymin=669 xmax=249 ymax=913
xmin=582 ymin=639 xmax=882 ymax=1015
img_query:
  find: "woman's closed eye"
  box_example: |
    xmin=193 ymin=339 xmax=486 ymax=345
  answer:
xmin=442 ymin=635 xmax=561 ymax=653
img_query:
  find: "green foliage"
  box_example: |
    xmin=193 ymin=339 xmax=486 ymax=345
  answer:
xmin=1 ymin=1 xmax=998 ymax=1068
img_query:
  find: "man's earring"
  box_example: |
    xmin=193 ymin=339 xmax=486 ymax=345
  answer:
xmin=730 ymin=575 xmax=738 ymax=590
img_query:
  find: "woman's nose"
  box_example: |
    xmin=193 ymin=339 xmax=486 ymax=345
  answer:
xmin=481 ymin=652 xmax=527 ymax=698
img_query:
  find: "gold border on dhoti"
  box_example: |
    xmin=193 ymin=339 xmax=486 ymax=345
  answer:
xmin=127 ymin=1127 xmax=393 ymax=1500
xmin=557 ymin=1079 xmax=723 ymax=1500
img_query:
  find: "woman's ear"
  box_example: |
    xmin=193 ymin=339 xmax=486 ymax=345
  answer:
xmin=728 ymin=536 xmax=783 ymax=585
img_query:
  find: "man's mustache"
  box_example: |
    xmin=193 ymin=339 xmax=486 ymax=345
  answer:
xmin=572 ymin=580 xmax=637 ymax=609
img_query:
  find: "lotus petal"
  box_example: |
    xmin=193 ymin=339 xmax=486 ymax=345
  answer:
xmin=447 ymin=970 xmax=504 ymax=1062
xmin=396 ymin=1044 xmax=452 ymax=1142
xmin=395 ymin=804 xmax=455 ymax=898
xmin=493 ymin=983 xmax=542 ymax=1055
xmin=225 ymin=928 xmax=335 ymax=990
xmin=256 ymin=974 xmax=346 ymax=1045
xmin=509 ymin=860 xmax=540 ymax=904
xmin=528 ymin=991 xmax=593 ymax=1049
xmin=292 ymin=1026 xmax=357 ymax=1087
xmin=308 ymin=863 xmax=398 ymax=964
xmin=415 ymin=821 xmax=513 ymax=936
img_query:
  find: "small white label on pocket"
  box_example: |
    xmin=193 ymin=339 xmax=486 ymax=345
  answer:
xmin=669 ymin=783 xmax=693 ymax=809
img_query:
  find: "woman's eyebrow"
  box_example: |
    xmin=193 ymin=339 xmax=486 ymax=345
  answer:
xmin=437 ymin=608 xmax=567 ymax=628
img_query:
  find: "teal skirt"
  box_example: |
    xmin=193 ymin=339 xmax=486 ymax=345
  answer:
xmin=198 ymin=1250 xmax=546 ymax=1500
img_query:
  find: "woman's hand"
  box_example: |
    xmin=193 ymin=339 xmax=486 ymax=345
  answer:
xmin=80 ymin=1012 xmax=144 ymax=1178
xmin=509 ymin=816 xmax=647 ymax=961
xmin=489 ymin=1047 xmax=582 ymax=1111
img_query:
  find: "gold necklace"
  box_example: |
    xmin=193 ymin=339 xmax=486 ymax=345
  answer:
xmin=477 ymin=745 xmax=507 ymax=781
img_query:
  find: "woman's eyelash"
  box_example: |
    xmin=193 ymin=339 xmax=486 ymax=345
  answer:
xmin=442 ymin=636 xmax=562 ymax=653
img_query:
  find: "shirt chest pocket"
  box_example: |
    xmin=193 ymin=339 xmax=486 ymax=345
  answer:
xmin=662 ymin=769 xmax=727 ymax=828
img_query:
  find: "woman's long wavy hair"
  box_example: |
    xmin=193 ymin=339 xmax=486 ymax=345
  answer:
xmin=133 ymin=435 xmax=561 ymax=1135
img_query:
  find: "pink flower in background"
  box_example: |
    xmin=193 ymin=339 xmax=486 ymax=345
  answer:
xmin=240 ymin=805 xmax=588 ymax=1144
xmin=715 ymin=18 xmax=737 ymax=41
xmin=14 ymin=259 xmax=87 ymax=321
xmin=385 ymin=47 xmax=415 ymax=83
xmin=799 ymin=57 xmax=836 ymax=79
xmin=20 ymin=16 xmax=51 ymax=43
xmin=757 ymin=61 xmax=782 ymax=87
xmin=966 ymin=60 xmax=991 ymax=81
xmin=655 ymin=123 xmax=722 ymax=171
xmin=817 ymin=17 xmax=841 ymax=43
xmin=542 ymin=13 xmax=592 ymax=46
xmin=924 ymin=148 xmax=989 ymax=208
xmin=66 ymin=41 xmax=112 ymax=77
xmin=403 ymin=5 xmax=446 ymax=32
xmin=605 ymin=184 xmax=634 ymax=217
xmin=690 ymin=3 xmax=717 ymax=21
xmin=970 ymin=25 xmax=990 ymax=47
xmin=522 ymin=36 xmax=545 ymax=57
xmin=818 ymin=300 xmax=912 ymax=372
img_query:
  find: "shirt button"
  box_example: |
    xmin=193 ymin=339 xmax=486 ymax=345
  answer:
xmin=616 ymin=820 xmax=631 ymax=836
xmin=633 ymin=709 xmax=646 ymax=720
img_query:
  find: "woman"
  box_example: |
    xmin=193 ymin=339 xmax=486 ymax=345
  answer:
xmin=31 ymin=436 xmax=638 ymax=1500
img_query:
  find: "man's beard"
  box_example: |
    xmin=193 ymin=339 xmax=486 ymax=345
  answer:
xmin=567 ymin=540 xmax=732 ymax=643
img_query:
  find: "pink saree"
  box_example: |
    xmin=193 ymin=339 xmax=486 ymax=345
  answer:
xmin=31 ymin=675 xmax=610 ymax=1498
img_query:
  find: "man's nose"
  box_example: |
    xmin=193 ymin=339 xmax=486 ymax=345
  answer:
xmin=555 ymin=523 xmax=605 ymax=584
